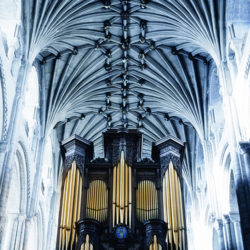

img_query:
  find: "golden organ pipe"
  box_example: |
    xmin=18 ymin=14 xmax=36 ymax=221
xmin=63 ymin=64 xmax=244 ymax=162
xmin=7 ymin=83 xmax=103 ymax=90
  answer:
xmin=142 ymin=181 xmax=145 ymax=221
xmin=101 ymin=181 xmax=103 ymax=221
xmin=68 ymin=163 xmax=76 ymax=227
xmin=117 ymin=163 xmax=120 ymax=224
xmin=113 ymin=165 xmax=116 ymax=227
xmin=92 ymin=181 xmax=95 ymax=219
xmin=81 ymin=243 xmax=84 ymax=250
xmin=149 ymin=235 xmax=162 ymax=250
xmin=59 ymin=177 xmax=66 ymax=248
xmin=63 ymin=168 xmax=71 ymax=248
xmin=153 ymin=235 xmax=157 ymax=250
xmin=155 ymin=183 xmax=157 ymax=219
xmin=169 ymin=162 xmax=178 ymax=247
xmin=100 ymin=181 xmax=102 ymax=222
xmin=88 ymin=182 xmax=91 ymax=218
xmin=150 ymin=181 xmax=153 ymax=219
xmin=59 ymin=162 xmax=84 ymax=250
xmin=179 ymin=178 xmax=185 ymax=249
xmin=173 ymin=169 xmax=179 ymax=247
xmin=121 ymin=160 xmax=123 ymax=224
xmin=120 ymin=152 xmax=125 ymax=223
xmin=139 ymin=183 xmax=141 ymax=221
xmin=71 ymin=168 xmax=80 ymax=248
xmin=166 ymin=168 xmax=173 ymax=247
xmin=94 ymin=181 xmax=97 ymax=220
xmin=128 ymin=166 xmax=132 ymax=228
xmin=93 ymin=181 xmax=96 ymax=221
xmin=99 ymin=181 xmax=101 ymax=221
xmin=163 ymin=175 xmax=167 ymax=223
xmin=174 ymin=170 xmax=181 ymax=249
xmin=101 ymin=182 xmax=103 ymax=221
xmin=140 ymin=182 xmax=142 ymax=222
xmin=71 ymin=164 xmax=76 ymax=248
xmin=94 ymin=181 xmax=97 ymax=219
xmin=125 ymin=162 xmax=128 ymax=225
xmin=90 ymin=182 xmax=94 ymax=218
xmin=102 ymin=181 xmax=105 ymax=222
xmin=136 ymin=180 xmax=158 ymax=222
xmin=65 ymin=167 xmax=73 ymax=248
xmin=147 ymin=181 xmax=149 ymax=221
xmin=112 ymin=153 xmax=132 ymax=228
xmin=86 ymin=180 xmax=108 ymax=222
xmin=146 ymin=181 xmax=148 ymax=219
xmin=60 ymin=173 xmax=68 ymax=250
xmin=68 ymin=164 xmax=76 ymax=247
xmin=147 ymin=181 xmax=149 ymax=219
xmin=77 ymin=176 xmax=82 ymax=221
xmin=106 ymin=188 xmax=108 ymax=221
xmin=162 ymin=162 xmax=185 ymax=249
xmin=97 ymin=181 xmax=99 ymax=221
xmin=86 ymin=234 xmax=89 ymax=250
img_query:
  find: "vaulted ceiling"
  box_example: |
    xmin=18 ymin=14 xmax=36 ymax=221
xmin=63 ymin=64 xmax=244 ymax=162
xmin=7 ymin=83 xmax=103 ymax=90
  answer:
xmin=21 ymin=0 xmax=227 ymax=188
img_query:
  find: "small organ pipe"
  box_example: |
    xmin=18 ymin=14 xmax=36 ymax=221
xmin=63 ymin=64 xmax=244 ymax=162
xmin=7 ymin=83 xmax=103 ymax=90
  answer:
xmin=113 ymin=166 xmax=116 ymax=227
xmin=86 ymin=180 xmax=108 ymax=222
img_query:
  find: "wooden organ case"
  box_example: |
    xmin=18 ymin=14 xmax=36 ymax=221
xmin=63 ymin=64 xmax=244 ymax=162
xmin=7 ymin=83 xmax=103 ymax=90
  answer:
xmin=57 ymin=129 xmax=187 ymax=250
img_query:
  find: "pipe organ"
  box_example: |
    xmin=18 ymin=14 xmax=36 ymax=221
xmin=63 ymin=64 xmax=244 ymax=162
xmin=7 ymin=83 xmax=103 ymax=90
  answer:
xmin=57 ymin=130 xmax=187 ymax=250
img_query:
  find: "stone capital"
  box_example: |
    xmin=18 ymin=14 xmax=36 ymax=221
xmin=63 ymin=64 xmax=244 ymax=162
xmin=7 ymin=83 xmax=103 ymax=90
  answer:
xmin=214 ymin=219 xmax=224 ymax=230
xmin=229 ymin=212 xmax=241 ymax=223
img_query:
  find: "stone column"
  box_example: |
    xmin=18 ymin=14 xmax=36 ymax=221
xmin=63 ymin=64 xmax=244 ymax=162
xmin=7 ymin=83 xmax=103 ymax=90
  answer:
xmin=0 ymin=61 xmax=29 ymax=249
xmin=239 ymin=142 xmax=250 ymax=190
xmin=230 ymin=212 xmax=244 ymax=250
xmin=215 ymin=219 xmax=226 ymax=250
xmin=22 ymin=218 xmax=32 ymax=250
xmin=223 ymin=215 xmax=233 ymax=250
xmin=237 ymin=142 xmax=250 ymax=248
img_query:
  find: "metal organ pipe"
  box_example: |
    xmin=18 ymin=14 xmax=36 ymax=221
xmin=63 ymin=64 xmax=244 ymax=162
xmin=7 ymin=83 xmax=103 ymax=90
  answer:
xmin=163 ymin=161 xmax=185 ymax=250
xmin=149 ymin=235 xmax=162 ymax=250
xmin=85 ymin=180 xmax=108 ymax=223
xmin=112 ymin=151 xmax=132 ymax=228
xmin=136 ymin=180 xmax=158 ymax=222
xmin=59 ymin=161 xmax=82 ymax=250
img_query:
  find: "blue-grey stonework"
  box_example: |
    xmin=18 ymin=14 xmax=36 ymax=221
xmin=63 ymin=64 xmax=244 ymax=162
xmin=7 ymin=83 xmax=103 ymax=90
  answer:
xmin=0 ymin=0 xmax=249 ymax=249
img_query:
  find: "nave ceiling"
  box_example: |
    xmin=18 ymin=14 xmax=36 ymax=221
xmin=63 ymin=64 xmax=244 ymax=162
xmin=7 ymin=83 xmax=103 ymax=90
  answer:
xmin=21 ymin=0 xmax=227 ymax=189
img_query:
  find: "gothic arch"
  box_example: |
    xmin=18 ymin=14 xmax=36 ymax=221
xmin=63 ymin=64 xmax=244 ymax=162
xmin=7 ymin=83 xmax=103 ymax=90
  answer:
xmin=36 ymin=204 xmax=45 ymax=250
xmin=2 ymin=140 xmax=30 ymax=250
